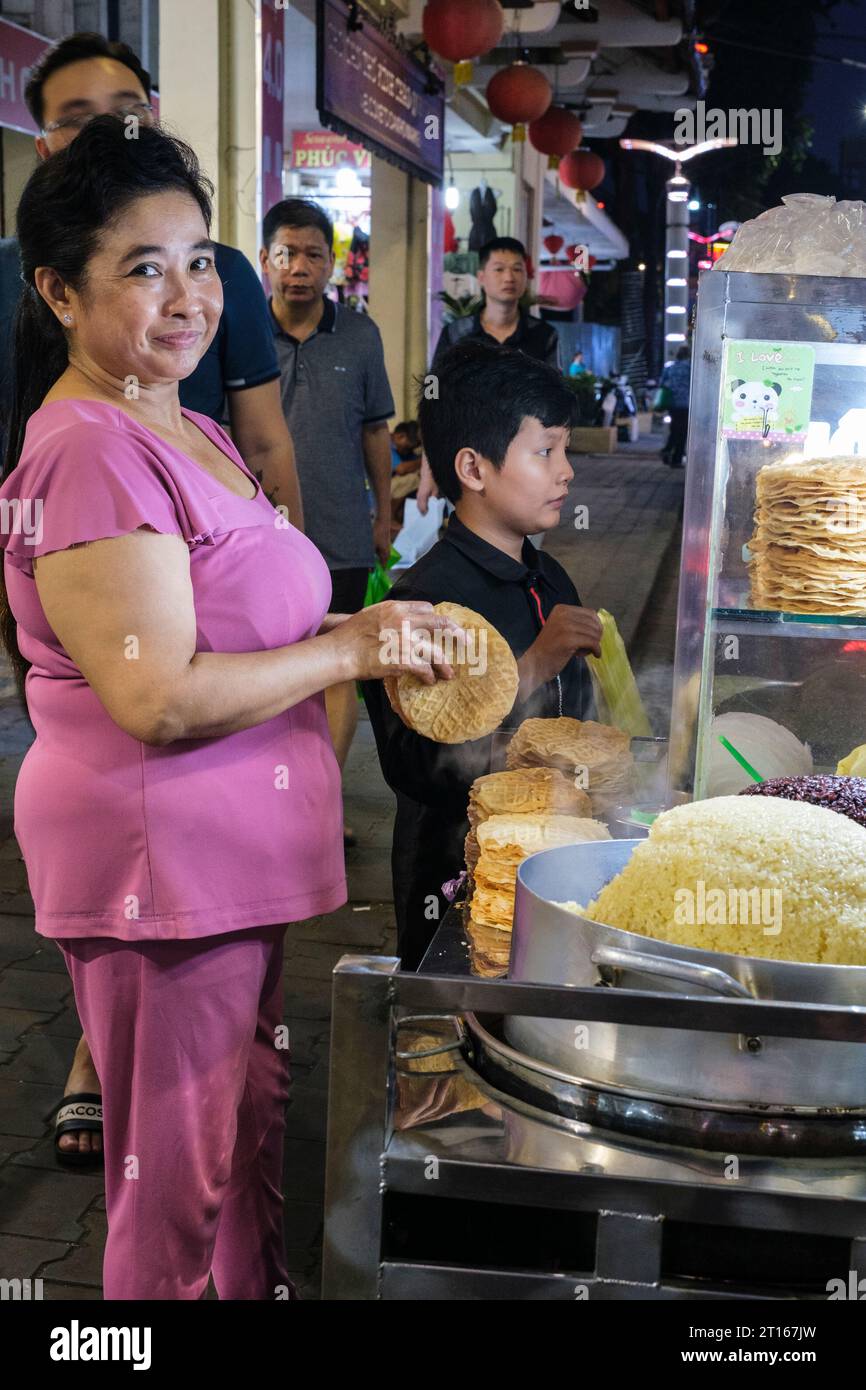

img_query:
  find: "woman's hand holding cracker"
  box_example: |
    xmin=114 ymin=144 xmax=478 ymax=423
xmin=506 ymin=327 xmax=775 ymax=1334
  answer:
xmin=333 ymin=600 xmax=464 ymax=686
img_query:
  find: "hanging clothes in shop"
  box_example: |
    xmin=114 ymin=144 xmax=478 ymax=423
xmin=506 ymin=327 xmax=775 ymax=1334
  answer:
xmin=345 ymin=225 xmax=369 ymax=286
xmin=468 ymin=183 xmax=498 ymax=252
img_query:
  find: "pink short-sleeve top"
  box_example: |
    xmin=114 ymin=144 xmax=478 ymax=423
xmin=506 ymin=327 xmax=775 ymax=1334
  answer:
xmin=0 ymin=398 xmax=347 ymax=939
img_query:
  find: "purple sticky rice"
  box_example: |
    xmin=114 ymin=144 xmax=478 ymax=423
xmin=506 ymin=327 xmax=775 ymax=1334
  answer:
xmin=740 ymin=774 xmax=866 ymax=828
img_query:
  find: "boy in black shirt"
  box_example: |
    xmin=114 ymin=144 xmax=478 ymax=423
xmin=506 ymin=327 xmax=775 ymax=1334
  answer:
xmin=362 ymin=342 xmax=602 ymax=969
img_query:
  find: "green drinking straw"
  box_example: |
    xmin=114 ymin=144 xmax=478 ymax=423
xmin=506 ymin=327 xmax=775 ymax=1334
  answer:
xmin=718 ymin=734 xmax=763 ymax=784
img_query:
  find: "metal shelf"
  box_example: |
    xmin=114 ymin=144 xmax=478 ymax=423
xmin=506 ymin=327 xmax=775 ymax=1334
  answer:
xmin=711 ymin=602 xmax=866 ymax=639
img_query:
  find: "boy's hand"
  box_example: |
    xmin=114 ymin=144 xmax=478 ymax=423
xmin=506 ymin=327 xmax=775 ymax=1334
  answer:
xmin=518 ymin=604 xmax=602 ymax=699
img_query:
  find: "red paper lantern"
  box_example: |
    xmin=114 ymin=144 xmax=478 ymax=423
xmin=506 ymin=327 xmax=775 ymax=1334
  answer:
xmin=559 ymin=149 xmax=606 ymax=192
xmin=528 ymin=106 xmax=583 ymax=157
xmin=543 ymin=234 xmax=565 ymax=256
xmin=537 ymin=269 xmax=587 ymax=313
xmin=423 ymin=0 xmax=504 ymax=74
xmin=486 ymin=63 xmax=552 ymax=127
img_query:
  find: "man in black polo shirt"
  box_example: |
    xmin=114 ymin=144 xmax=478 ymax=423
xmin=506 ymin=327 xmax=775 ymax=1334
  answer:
xmin=363 ymin=342 xmax=601 ymax=970
xmin=432 ymin=236 xmax=561 ymax=370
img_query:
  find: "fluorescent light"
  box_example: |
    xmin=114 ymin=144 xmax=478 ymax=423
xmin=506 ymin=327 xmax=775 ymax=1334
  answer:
xmin=445 ymin=184 xmax=460 ymax=210
xmin=667 ymin=249 xmax=688 ymax=258
xmin=666 ymin=277 xmax=687 ymax=287
xmin=665 ymin=305 xmax=687 ymax=314
xmin=335 ymin=167 xmax=363 ymax=195
xmin=666 ymin=332 xmax=687 ymax=341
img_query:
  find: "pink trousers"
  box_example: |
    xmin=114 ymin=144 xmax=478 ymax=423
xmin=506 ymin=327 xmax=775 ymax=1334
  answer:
xmin=59 ymin=924 xmax=294 ymax=1300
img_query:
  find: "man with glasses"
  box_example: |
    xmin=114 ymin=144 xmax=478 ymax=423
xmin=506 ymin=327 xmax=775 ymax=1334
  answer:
xmin=7 ymin=31 xmax=304 ymax=1167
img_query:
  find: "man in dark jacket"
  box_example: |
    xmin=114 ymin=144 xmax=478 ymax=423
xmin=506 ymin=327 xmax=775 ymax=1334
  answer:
xmin=421 ymin=238 xmax=561 ymax=513
xmin=432 ymin=236 xmax=561 ymax=371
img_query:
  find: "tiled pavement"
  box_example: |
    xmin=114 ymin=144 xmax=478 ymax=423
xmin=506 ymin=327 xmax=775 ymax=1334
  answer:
xmin=0 ymin=438 xmax=683 ymax=1300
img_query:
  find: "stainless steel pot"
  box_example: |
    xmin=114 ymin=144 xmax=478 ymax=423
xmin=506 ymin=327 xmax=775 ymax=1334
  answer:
xmin=507 ymin=840 xmax=866 ymax=1109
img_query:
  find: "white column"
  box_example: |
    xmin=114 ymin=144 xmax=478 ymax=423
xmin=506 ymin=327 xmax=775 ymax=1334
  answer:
xmin=158 ymin=0 xmax=223 ymax=238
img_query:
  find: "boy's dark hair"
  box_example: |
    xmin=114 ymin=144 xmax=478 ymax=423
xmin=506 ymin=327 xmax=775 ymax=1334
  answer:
xmin=417 ymin=341 xmax=577 ymax=504
xmin=25 ymin=32 xmax=152 ymax=128
xmin=262 ymin=198 xmax=334 ymax=253
xmin=478 ymin=236 xmax=528 ymax=268
xmin=394 ymin=420 xmax=420 ymax=445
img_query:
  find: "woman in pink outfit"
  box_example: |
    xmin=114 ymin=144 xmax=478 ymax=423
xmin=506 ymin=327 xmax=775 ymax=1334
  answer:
xmin=0 ymin=118 xmax=457 ymax=1299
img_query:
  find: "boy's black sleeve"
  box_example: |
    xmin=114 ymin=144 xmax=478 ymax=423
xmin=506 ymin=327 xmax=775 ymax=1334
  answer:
xmin=361 ymin=669 xmax=498 ymax=811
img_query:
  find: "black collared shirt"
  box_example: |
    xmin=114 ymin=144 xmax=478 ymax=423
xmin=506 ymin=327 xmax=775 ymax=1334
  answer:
xmin=363 ymin=514 xmax=592 ymax=811
xmin=432 ymin=310 xmax=562 ymax=371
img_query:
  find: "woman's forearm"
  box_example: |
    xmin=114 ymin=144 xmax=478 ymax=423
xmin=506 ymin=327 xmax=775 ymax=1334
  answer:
xmin=155 ymin=631 xmax=351 ymax=744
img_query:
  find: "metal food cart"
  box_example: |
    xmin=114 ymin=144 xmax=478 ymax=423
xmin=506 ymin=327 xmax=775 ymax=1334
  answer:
xmin=321 ymin=911 xmax=866 ymax=1301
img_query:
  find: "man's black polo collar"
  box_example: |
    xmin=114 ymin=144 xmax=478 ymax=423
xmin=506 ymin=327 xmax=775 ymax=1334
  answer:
xmin=442 ymin=513 xmax=541 ymax=582
xmin=269 ymin=294 xmax=336 ymax=344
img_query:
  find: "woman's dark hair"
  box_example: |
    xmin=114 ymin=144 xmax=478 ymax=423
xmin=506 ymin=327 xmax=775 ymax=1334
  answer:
xmin=0 ymin=116 xmax=213 ymax=705
xmin=417 ymin=340 xmax=577 ymax=504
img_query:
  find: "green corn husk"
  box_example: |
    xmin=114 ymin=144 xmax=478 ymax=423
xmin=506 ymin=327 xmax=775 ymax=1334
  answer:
xmin=585 ymin=608 xmax=653 ymax=737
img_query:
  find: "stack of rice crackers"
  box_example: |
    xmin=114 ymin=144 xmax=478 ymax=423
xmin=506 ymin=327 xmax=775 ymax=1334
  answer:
xmin=464 ymin=756 xmax=614 ymax=977
xmin=749 ymin=457 xmax=866 ymax=615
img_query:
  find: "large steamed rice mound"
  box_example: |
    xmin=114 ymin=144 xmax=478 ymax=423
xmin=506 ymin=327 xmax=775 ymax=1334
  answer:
xmin=580 ymin=796 xmax=866 ymax=965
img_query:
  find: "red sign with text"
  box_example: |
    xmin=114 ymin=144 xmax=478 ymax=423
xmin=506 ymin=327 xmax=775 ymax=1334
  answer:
xmin=290 ymin=130 xmax=371 ymax=171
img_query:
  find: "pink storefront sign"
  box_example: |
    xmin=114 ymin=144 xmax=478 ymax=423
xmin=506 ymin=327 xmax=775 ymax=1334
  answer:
xmin=0 ymin=17 xmax=49 ymax=135
xmin=260 ymin=0 xmax=285 ymax=221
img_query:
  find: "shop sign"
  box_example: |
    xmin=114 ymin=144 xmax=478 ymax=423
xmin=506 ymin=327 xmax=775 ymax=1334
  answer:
xmin=261 ymin=0 xmax=285 ymax=217
xmin=291 ymin=130 xmax=371 ymax=171
xmin=428 ymin=183 xmax=445 ymax=362
xmin=316 ymin=0 xmax=444 ymax=186
xmin=0 ymin=17 xmax=157 ymax=138
xmin=0 ymin=17 xmax=49 ymax=135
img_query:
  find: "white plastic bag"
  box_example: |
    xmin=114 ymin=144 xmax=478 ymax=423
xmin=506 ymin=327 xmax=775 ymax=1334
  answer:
xmin=391 ymin=497 xmax=447 ymax=570
xmin=717 ymin=194 xmax=866 ymax=276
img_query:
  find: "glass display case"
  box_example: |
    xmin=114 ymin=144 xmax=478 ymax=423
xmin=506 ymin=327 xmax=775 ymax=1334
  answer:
xmin=669 ymin=269 xmax=866 ymax=796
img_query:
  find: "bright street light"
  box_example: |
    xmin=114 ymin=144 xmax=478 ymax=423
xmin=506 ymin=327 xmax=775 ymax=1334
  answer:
xmin=620 ymin=134 xmax=737 ymax=365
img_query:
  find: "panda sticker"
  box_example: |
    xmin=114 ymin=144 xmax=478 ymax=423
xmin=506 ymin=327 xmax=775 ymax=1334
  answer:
xmin=730 ymin=379 xmax=782 ymax=438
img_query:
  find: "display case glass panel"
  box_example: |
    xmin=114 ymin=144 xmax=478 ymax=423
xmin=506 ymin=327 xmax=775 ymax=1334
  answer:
xmin=669 ymin=271 xmax=866 ymax=797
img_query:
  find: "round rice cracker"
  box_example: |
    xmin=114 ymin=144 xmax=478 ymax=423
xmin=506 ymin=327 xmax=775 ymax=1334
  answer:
xmin=384 ymin=602 xmax=518 ymax=744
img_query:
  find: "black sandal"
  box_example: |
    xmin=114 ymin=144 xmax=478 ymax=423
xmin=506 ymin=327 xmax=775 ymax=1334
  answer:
xmin=50 ymin=1091 xmax=104 ymax=1169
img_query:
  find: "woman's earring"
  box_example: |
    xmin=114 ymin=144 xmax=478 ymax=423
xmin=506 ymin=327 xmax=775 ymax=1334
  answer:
xmin=63 ymin=314 xmax=72 ymax=324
